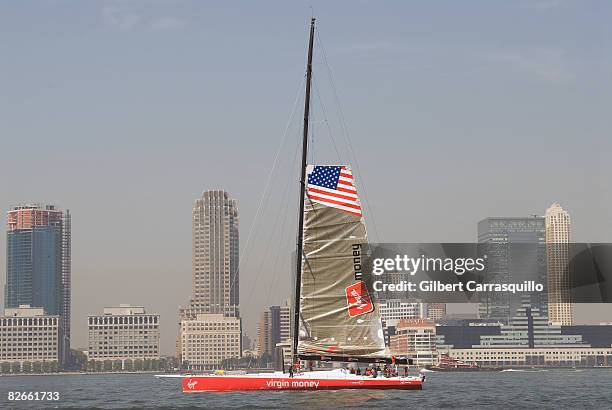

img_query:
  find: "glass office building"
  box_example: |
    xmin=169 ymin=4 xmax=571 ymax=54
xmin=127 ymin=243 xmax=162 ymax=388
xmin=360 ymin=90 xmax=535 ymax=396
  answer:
xmin=477 ymin=216 xmax=547 ymax=324
xmin=4 ymin=204 xmax=71 ymax=364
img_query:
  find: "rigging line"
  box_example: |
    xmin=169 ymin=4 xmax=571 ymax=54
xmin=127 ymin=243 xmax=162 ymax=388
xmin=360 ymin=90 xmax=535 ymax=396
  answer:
xmin=256 ymin=124 xmax=302 ymax=309
xmin=316 ymin=30 xmax=381 ymax=243
xmin=313 ymin=75 xmax=342 ymax=163
xmin=259 ymin=131 xmax=302 ymax=336
xmin=229 ymin=76 xmax=305 ymax=293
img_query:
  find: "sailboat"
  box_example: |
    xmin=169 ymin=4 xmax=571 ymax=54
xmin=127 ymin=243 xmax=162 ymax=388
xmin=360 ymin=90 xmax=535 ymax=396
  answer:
xmin=182 ymin=18 xmax=424 ymax=392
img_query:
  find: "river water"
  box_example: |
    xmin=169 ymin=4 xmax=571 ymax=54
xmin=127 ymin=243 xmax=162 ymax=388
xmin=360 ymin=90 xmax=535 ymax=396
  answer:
xmin=1 ymin=369 xmax=611 ymax=408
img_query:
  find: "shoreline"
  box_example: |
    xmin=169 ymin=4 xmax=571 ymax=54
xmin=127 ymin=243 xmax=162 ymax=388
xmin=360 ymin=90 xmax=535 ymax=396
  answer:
xmin=3 ymin=367 xmax=612 ymax=377
xmin=0 ymin=370 xmax=164 ymax=377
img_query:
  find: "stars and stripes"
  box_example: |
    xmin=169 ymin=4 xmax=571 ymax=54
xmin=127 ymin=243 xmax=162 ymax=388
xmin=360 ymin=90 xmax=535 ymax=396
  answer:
xmin=306 ymin=165 xmax=362 ymax=217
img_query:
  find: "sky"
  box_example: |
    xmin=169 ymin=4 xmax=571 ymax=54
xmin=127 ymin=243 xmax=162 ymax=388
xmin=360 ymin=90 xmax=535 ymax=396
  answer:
xmin=1 ymin=1 xmax=611 ymax=355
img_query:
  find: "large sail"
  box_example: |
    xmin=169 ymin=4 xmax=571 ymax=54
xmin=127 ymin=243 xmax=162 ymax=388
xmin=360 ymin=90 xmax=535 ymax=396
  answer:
xmin=296 ymin=165 xmax=390 ymax=361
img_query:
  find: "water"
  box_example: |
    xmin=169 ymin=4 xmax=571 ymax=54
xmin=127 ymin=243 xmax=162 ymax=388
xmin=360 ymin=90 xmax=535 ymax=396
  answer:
xmin=1 ymin=369 xmax=611 ymax=409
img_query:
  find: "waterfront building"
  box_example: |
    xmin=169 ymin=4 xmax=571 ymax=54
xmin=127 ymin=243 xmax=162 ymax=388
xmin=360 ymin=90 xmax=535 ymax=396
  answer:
xmin=438 ymin=299 xmax=584 ymax=351
xmin=389 ymin=319 xmax=437 ymax=365
xmin=178 ymin=190 xmax=242 ymax=366
xmin=563 ymin=325 xmax=612 ymax=348
xmin=87 ymin=305 xmax=160 ymax=364
xmin=5 ymin=204 xmax=71 ymax=364
xmin=474 ymin=300 xmax=584 ymax=348
xmin=179 ymin=313 xmax=241 ymax=370
xmin=477 ymin=216 xmax=546 ymax=323
xmin=0 ymin=305 xmax=59 ymax=367
xmin=448 ymin=347 xmax=612 ymax=367
xmin=438 ymin=318 xmax=612 ymax=367
xmin=436 ymin=323 xmax=502 ymax=350
xmin=438 ymin=323 xmax=612 ymax=351
xmin=545 ymin=203 xmax=573 ymax=325
xmin=436 ymin=304 xmax=612 ymax=367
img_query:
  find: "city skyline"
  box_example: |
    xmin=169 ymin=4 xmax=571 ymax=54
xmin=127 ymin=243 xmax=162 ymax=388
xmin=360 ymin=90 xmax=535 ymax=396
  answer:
xmin=2 ymin=2 xmax=611 ymax=355
xmin=2 ymin=198 xmax=609 ymax=356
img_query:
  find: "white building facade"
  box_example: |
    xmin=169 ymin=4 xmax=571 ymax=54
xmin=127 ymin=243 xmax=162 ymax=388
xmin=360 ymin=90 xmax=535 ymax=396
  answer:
xmin=180 ymin=313 xmax=241 ymax=370
xmin=0 ymin=305 xmax=59 ymax=366
xmin=449 ymin=347 xmax=612 ymax=367
xmin=87 ymin=305 xmax=160 ymax=362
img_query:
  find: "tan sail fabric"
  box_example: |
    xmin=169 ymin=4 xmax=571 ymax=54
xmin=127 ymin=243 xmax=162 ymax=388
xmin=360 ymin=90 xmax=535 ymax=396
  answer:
xmin=297 ymin=165 xmax=389 ymax=358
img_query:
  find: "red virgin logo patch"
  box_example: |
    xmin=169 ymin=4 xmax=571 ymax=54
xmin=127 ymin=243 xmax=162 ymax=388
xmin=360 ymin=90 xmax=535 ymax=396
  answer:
xmin=345 ymin=281 xmax=374 ymax=317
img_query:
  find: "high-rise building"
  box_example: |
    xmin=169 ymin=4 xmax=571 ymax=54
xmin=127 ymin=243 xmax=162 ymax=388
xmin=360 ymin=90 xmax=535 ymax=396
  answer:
xmin=270 ymin=300 xmax=291 ymax=349
xmin=4 ymin=204 xmax=71 ymax=365
xmin=61 ymin=209 xmax=71 ymax=360
xmin=178 ymin=190 xmax=241 ymax=366
xmin=477 ymin=216 xmax=546 ymax=323
xmin=256 ymin=301 xmax=291 ymax=359
xmin=87 ymin=305 xmax=160 ymax=364
xmin=181 ymin=190 xmax=239 ymax=319
xmin=256 ymin=310 xmax=272 ymax=357
xmin=545 ymin=203 xmax=573 ymax=325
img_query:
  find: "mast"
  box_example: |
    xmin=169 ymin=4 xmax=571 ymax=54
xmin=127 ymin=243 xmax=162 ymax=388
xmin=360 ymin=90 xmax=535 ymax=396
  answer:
xmin=291 ymin=17 xmax=315 ymax=375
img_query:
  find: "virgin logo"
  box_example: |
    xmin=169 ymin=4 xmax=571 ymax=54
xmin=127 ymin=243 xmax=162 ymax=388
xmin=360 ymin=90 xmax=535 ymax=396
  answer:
xmin=187 ymin=379 xmax=198 ymax=390
xmin=350 ymin=289 xmax=368 ymax=310
xmin=345 ymin=282 xmax=374 ymax=317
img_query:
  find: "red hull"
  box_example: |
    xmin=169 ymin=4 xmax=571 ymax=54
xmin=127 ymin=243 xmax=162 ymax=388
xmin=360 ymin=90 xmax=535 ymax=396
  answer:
xmin=182 ymin=375 xmax=423 ymax=392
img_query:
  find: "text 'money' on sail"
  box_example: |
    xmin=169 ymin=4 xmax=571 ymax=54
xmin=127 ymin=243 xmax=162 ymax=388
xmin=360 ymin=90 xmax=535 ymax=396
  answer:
xmin=297 ymin=165 xmax=390 ymax=361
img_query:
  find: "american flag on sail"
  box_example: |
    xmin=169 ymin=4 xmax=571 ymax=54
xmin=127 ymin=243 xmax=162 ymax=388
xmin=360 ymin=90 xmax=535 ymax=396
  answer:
xmin=306 ymin=165 xmax=362 ymax=217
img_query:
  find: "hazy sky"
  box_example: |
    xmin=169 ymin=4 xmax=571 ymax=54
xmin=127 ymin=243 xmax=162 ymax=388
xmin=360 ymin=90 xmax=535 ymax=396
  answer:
xmin=1 ymin=1 xmax=611 ymax=354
